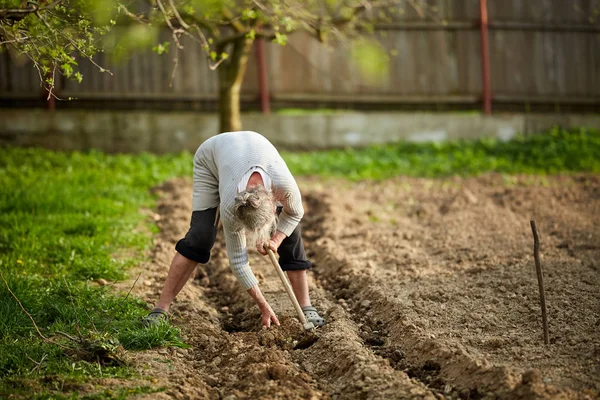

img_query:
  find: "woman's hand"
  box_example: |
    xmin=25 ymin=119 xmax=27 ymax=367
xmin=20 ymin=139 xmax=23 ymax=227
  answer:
xmin=259 ymin=301 xmax=280 ymax=328
xmin=247 ymin=285 xmax=280 ymax=328
xmin=257 ymin=230 xmax=287 ymax=255
xmin=257 ymin=239 xmax=278 ymax=255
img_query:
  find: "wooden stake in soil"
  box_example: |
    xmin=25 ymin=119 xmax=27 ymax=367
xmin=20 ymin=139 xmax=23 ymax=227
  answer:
xmin=530 ymin=220 xmax=549 ymax=345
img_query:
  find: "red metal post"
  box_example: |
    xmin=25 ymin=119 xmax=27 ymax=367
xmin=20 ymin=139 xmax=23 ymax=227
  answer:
xmin=255 ymin=38 xmax=271 ymax=115
xmin=479 ymin=0 xmax=491 ymax=114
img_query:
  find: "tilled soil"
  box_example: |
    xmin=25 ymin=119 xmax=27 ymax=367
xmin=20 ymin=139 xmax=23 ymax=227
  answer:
xmin=127 ymin=174 xmax=598 ymax=400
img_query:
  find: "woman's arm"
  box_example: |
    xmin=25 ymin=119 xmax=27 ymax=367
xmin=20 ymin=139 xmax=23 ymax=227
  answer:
xmin=222 ymin=215 xmax=279 ymax=327
xmin=273 ymin=184 xmax=304 ymax=237
xmin=247 ymin=285 xmax=280 ymax=327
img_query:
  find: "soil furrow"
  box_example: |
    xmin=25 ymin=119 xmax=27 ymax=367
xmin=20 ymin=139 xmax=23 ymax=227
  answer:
xmin=132 ymin=179 xmax=436 ymax=399
xmin=301 ymin=194 xmax=520 ymax=399
xmin=203 ymin=230 xmax=440 ymax=399
xmin=134 ymin=179 xmax=326 ymax=399
xmin=299 ymin=175 xmax=599 ymax=400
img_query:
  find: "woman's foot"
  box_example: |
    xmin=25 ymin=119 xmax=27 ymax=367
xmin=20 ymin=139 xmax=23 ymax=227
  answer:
xmin=141 ymin=308 xmax=168 ymax=327
xmin=302 ymin=306 xmax=326 ymax=327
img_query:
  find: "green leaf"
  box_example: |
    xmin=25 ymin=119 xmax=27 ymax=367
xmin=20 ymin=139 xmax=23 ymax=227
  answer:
xmin=273 ymin=32 xmax=288 ymax=46
xmin=241 ymin=9 xmax=257 ymax=20
xmin=152 ymin=42 xmax=170 ymax=55
xmin=61 ymin=63 xmax=73 ymax=77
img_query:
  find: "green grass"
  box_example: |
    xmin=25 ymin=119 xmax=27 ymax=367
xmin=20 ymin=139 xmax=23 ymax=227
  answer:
xmin=0 ymin=149 xmax=192 ymax=398
xmin=276 ymin=108 xmax=347 ymax=116
xmin=282 ymin=126 xmax=600 ymax=180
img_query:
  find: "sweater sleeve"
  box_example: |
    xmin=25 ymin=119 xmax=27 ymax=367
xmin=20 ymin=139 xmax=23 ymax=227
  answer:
xmin=274 ymin=181 xmax=304 ymax=237
xmin=222 ymin=216 xmax=259 ymax=289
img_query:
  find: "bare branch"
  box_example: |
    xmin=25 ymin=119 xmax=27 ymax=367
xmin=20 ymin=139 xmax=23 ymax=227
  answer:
xmin=168 ymin=0 xmax=190 ymax=30
xmin=177 ymin=10 xmax=220 ymax=37
xmin=0 ymin=0 xmax=65 ymax=20
xmin=46 ymin=61 xmax=57 ymax=101
xmin=82 ymin=307 xmax=97 ymax=332
xmin=169 ymin=44 xmax=178 ymax=87
xmin=151 ymin=2 xmax=233 ymax=71
xmin=38 ymin=0 xmax=66 ymax=11
xmin=156 ymin=0 xmax=175 ymax=30
xmin=25 ymin=353 xmax=47 ymax=375
xmin=0 ymin=6 xmax=39 ymax=21
xmin=169 ymin=32 xmax=181 ymax=87
xmin=100 ymin=272 xmax=141 ymax=334
xmin=117 ymin=3 xmax=150 ymax=25
xmin=54 ymin=330 xmax=80 ymax=342
xmin=0 ymin=269 xmax=47 ymax=341
xmin=222 ymin=7 xmax=248 ymax=33
xmin=0 ymin=36 xmax=31 ymax=45
xmin=29 ymin=57 xmax=45 ymax=88
xmin=207 ymin=56 xmax=227 ymax=71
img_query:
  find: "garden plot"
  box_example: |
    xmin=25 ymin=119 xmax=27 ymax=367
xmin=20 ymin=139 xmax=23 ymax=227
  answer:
xmin=129 ymin=174 xmax=598 ymax=400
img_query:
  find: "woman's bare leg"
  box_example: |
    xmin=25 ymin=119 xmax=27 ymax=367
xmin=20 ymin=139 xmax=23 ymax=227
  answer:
xmin=155 ymin=252 xmax=198 ymax=311
xmin=286 ymin=270 xmax=311 ymax=308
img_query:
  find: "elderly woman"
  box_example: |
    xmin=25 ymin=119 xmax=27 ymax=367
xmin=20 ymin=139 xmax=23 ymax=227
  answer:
xmin=144 ymin=131 xmax=325 ymax=328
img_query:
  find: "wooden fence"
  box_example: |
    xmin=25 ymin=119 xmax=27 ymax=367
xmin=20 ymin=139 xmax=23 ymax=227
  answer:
xmin=1 ymin=0 xmax=599 ymax=112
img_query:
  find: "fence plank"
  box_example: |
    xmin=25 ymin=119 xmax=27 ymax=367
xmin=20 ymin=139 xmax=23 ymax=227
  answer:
xmin=1 ymin=0 xmax=598 ymax=108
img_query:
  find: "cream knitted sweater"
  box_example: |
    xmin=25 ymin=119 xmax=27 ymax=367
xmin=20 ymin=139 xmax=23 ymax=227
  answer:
xmin=192 ymin=131 xmax=304 ymax=289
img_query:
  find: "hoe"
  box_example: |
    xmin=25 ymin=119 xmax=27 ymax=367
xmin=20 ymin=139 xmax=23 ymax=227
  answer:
xmin=265 ymin=246 xmax=315 ymax=331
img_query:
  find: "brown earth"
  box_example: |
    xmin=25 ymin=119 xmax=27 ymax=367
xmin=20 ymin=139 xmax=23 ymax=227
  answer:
xmin=123 ymin=174 xmax=598 ymax=399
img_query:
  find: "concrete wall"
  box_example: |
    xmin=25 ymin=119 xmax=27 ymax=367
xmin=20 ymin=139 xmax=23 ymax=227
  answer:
xmin=0 ymin=110 xmax=598 ymax=153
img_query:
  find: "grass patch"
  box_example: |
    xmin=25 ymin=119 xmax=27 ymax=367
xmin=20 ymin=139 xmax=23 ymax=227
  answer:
xmin=275 ymin=108 xmax=346 ymax=116
xmin=282 ymin=127 xmax=600 ymax=179
xmin=0 ymin=148 xmax=193 ymax=398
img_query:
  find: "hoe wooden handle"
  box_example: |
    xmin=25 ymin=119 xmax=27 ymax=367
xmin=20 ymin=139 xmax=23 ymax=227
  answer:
xmin=266 ymin=247 xmax=308 ymax=325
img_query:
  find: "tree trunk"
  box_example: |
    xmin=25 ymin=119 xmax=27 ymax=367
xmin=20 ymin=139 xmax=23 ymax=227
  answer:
xmin=218 ymin=36 xmax=255 ymax=133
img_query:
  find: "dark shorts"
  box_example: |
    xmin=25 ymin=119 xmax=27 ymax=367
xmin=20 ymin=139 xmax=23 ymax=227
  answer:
xmin=175 ymin=207 xmax=312 ymax=271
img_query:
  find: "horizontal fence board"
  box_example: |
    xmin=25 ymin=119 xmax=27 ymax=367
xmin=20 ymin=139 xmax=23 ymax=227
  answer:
xmin=1 ymin=0 xmax=598 ymax=109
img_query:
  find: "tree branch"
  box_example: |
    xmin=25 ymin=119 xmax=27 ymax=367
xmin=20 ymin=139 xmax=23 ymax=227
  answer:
xmin=215 ymin=31 xmax=250 ymax=48
xmin=168 ymin=0 xmax=189 ymax=30
xmin=117 ymin=3 xmax=150 ymax=25
xmin=0 ymin=6 xmax=39 ymax=21
xmin=0 ymin=35 xmax=31 ymax=45
xmin=35 ymin=10 xmax=113 ymax=76
xmin=221 ymin=7 xmax=248 ymax=33
xmin=155 ymin=0 xmax=176 ymax=31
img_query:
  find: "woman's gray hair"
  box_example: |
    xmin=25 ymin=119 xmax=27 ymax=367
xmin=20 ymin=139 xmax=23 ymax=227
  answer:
xmin=234 ymin=185 xmax=277 ymax=246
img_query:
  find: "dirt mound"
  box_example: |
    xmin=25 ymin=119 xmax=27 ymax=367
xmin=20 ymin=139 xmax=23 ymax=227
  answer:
xmin=118 ymin=174 xmax=597 ymax=399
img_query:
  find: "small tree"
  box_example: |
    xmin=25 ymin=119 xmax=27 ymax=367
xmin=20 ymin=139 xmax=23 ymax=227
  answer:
xmin=127 ymin=0 xmax=429 ymax=132
xmin=0 ymin=0 xmax=116 ymax=98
